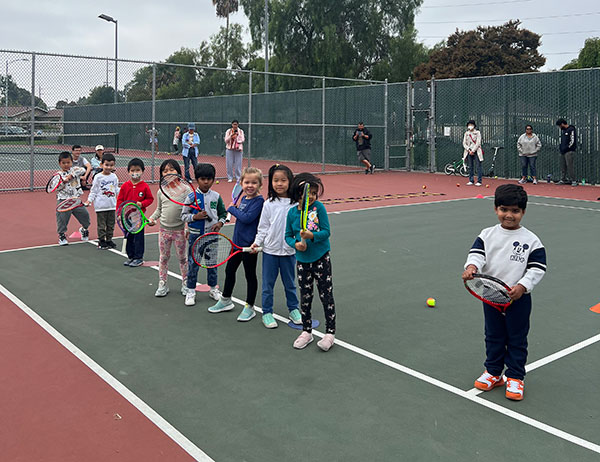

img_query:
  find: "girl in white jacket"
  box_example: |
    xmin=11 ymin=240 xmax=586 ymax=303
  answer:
xmin=463 ymin=120 xmax=484 ymax=186
xmin=251 ymin=164 xmax=302 ymax=329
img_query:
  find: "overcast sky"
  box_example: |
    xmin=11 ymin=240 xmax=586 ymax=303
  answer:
xmin=1 ymin=0 xmax=598 ymax=106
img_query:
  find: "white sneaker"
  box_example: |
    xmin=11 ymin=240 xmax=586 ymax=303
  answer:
xmin=154 ymin=280 xmax=169 ymax=297
xmin=79 ymin=227 xmax=89 ymax=241
xmin=58 ymin=234 xmax=68 ymax=246
xmin=185 ymin=292 xmax=196 ymax=306
xmin=475 ymin=182 xmax=482 ymax=186
xmin=208 ymin=287 xmax=221 ymax=301
xmin=181 ymin=279 xmax=188 ymax=296
xmin=466 ymin=181 xmax=473 ymax=186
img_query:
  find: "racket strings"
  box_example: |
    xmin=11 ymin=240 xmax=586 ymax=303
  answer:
xmin=192 ymin=235 xmax=232 ymax=268
xmin=56 ymin=198 xmax=81 ymax=212
xmin=47 ymin=175 xmax=61 ymax=192
xmin=161 ymin=175 xmax=194 ymax=201
xmin=122 ymin=204 xmax=143 ymax=233
xmin=467 ymin=278 xmax=511 ymax=304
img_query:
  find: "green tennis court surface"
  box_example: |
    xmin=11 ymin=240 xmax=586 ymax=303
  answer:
xmin=1 ymin=197 xmax=599 ymax=461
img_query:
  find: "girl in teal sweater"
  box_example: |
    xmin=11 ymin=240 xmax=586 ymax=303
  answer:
xmin=285 ymin=173 xmax=336 ymax=351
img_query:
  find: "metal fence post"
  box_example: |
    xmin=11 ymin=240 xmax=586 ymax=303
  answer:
xmin=151 ymin=63 xmax=156 ymax=182
xmin=406 ymin=78 xmax=412 ymax=171
xmin=248 ymin=71 xmax=252 ymax=167
xmin=384 ymin=78 xmax=389 ymax=171
xmin=29 ymin=53 xmax=35 ymax=191
xmin=321 ymin=77 xmax=326 ymax=173
xmin=429 ymin=75 xmax=436 ymax=173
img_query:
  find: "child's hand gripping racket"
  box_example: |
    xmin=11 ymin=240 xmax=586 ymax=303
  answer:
xmin=56 ymin=197 xmax=89 ymax=213
xmin=46 ymin=173 xmax=64 ymax=193
xmin=121 ymin=202 xmax=150 ymax=235
xmin=192 ymin=232 xmax=262 ymax=269
xmin=226 ymin=182 xmax=244 ymax=223
xmin=299 ymin=182 xmax=310 ymax=245
xmin=463 ymin=273 xmax=513 ymax=312
xmin=160 ymin=173 xmax=203 ymax=210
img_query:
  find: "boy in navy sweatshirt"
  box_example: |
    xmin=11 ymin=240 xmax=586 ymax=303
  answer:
xmin=208 ymin=167 xmax=264 ymax=321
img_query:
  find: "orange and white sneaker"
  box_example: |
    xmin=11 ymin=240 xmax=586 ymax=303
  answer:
xmin=474 ymin=370 xmax=505 ymax=391
xmin=505 ymin=378 xmax=524 ymax=401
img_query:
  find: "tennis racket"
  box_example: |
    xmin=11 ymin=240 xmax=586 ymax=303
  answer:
xmin=225 ymin=182 xmax=244 ymax=222
xmin=300 ymin=182 xmax=310 ymax=245
xmin=191 ymin=232 xmax=262 ymax=269
xmin=464 ymin=273 xmax=513 ymax=312
xmin=121 ymin=202 xmax=150 ymax=234
xmin=87 ymin=169 xmax=100 ymax=187
xmin=46 ymin=173 xmax=64 ymax=193
xmin=56 ymin=197 xmax=88 ymax=213
xmin=160 ymin=173 xmax=202 ymax=210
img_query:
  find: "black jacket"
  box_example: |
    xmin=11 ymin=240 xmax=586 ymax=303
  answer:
xmin=352 ymin=128 xmax=372 ymax=151
xmin=559 ymin=125 xmax=577 ymax=154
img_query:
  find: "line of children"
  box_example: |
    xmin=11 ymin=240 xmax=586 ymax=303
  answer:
xmin=208 ymin=167 xmax=265 ymax=320
xmin=181 ymin=163 xmax=227 ymax=306
xmin=85 ymin=153 xmax=119 ymax=250
xmin=116 ymin=158 xmax=154 ymax=267
xmin=148 ymin=159 xmax=189 ymax=297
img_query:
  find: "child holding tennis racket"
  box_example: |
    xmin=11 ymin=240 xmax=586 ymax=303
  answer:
xmin=148 ymin=159 xmax=188 ymax=297
xmin=462 ymin=184 xmax=547 ymax=400
xmin=55 ymin=151 xmax=91 ymax=246
xmin=85 ymin=153 xmax=119 ymax=250
xmin=250 ymin=164 xmax=301 ymax=329
xmin=116 ymin=158 xmax=154 ymax=267
xmin=181 ymin=163 xmax=227 ymax=306
xmin=208 ymin=167 xmax=264 ymax=320
xmin=285 ymin=173 xmax=336 ymax=351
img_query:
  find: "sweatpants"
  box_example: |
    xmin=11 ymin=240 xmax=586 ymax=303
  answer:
xmin=226 ymin=149 xmax=243 ymax=182
xmin=222 ymin=251 xmax=258 ymax=305
xmin=560 ymin=151 xmax=575 ymax=181
xmin=483 ymin=293 xmax=532 ymax=380
xmin=297 ymin=252 xmax=336 ymax=334
xmin=56 ymin=200 xmax=90 ymax=235
xmin=96 ymin=210 xmax=116 ymax=242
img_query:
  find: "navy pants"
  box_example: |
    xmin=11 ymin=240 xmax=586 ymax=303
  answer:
xmin=183 ymin=153 xmax=198 ymax=182
xmin=467 ymin=154 xmax=483 ymax=183
xmin=520 ymin=156 xmax=537 ymax=178
xmin=483 ymin=294 xmax=531 ymax=380
xmin=126 ymin=228 xmax=145 ymax=260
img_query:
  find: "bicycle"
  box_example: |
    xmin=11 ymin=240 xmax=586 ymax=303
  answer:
xmin=444 ymin=158 xmax=468 ymax=177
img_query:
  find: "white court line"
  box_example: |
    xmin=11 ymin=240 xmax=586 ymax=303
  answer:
xmin=528 ymin=201 xmax=600 ymax=212
xmin=92 ymin=241 xmax=600 ymax=455
xmin=0 ymin=282 xmax=214 ymax=462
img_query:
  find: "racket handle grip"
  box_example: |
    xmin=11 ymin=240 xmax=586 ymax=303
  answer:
xmin=243 ymin=246 xmax=262 ymax=252
xmin=226 ymin=212 xmax=232 ymax=223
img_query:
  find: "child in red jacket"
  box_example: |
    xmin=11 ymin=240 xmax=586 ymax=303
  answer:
xmin=116 ymin=158 xmax=154 ymax=267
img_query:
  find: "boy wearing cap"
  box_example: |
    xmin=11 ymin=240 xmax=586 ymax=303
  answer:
xmin=182 ymin=123 xmax=200 ymax=182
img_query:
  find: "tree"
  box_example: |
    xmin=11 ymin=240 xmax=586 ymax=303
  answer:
xmin=212 ymin=0 xmax=240 ymax=65
xmin=0 ymin=74 xmax=47 ymax=109
xmin=239 ymin=0 xmax=423 ymax=83
xmin=413 ymin=21 xmax=545 ymax=80
xmin=561 ymin=37 xmax=600 ymax=70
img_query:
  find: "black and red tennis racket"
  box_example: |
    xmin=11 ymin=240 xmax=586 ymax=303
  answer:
xmin=160 ymin=174 xmax=202 ymax=210
xmin=56 ymin=197 xmax=88 ymax=213
xmin=464 ymin=273 xmax=513 ymax=312
xmin=191 ymin=232 xmax=261 ymax=268
xmin=46 ymin=173 xmax=64 ymax=193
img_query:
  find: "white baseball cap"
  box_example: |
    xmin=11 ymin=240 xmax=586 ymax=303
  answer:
xmin=95 ymin=144 xmax=104 ymax=151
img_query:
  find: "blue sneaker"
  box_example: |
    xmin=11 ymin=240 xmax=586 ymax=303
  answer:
xmin=237 ymin=304 xmax=256 ymax=322
xmin=208 ymin=298 xmax=235 ymax=313
xmin=129 ymin=259 xmax=143 ymax=267
xmin=288 ymin=309 xmax=302 ymax=325
xmin=262 ymin=313 xmax=278 ymax=329
xmin=123 ymin=259 xmax=133 ymax=266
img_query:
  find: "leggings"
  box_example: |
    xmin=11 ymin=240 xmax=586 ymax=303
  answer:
xmin=222 ymin=251 xmax=258 ymax=305
xmin=297 ymin=252 xmax=336 ymax=334
xmin=158 ymin=228 xmax=188 ymax=283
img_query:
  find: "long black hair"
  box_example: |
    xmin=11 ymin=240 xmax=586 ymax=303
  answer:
xmin=290 ymin=172 xmax=324 ymax=204
xmin=159 ymin=159 xmax=182 ymax=179
xmin=267 ymin=164 xmax=294 ymax=201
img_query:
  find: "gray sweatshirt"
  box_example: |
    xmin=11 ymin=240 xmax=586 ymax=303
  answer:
xmin=517 ymin=133 xmax=542 ymax=157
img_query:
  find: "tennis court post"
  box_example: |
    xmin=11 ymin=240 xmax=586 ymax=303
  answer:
xmin=29 ymin=53 xmax=36 ymax=191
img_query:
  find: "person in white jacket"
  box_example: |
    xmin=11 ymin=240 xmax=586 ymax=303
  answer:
xmin=85 ymin=153 xmax=119 ymax=250
xmin=463 ymin=120 xmax=484 ymax=186
xmin=224 ymin=120 xmax=245 ymax=183
xmin=251 ymin=164 xmax=302 ymax=329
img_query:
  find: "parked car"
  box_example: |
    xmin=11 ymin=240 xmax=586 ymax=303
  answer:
xmin=0 ymin=125 xmax=28 ymax=135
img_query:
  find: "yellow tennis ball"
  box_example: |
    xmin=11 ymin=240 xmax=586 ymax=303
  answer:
xmin=426 ymin=297 xmax=436 ymax=307
xmin=215 ymin=180 xmax=220 ymax=184
xmin=422 ymin=185 xmax=426 ymax=189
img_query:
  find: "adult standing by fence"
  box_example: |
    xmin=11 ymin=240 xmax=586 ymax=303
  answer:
xmin=352 ymin=122 xmax=374 ymax=174
xmin=182 ymin=123 xmax=199 ymax=182
xmin=462 ymin=120 xmax=483 ymax=186
xmin=556 ymin=118 xmax=577 ymax=186
xmin=517 ymin=124 xmax=542 ymax=184
xmin=224 ymin=120 xmax=245 ymax=183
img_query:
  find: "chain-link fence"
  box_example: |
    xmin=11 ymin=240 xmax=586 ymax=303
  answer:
xmin=1 ymin=48 xmax=599 ymax=191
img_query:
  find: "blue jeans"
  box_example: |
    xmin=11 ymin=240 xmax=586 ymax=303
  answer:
xmin=520 ymin=156 xmax=537 ymax=178
xmin=467 ymin=154 xmax=483 ymax=183
xmin=483 ymin=294 xmax=531 ymax=380
xmin=187 ymin=233 xmax=217 ymax=288
xmin=126 ymin=228 xmax=145 ymax=260
xmin=261 ymin=253 xmax=299 ymax=314
xmin=183 ymin=154 xmax=198 ymax=182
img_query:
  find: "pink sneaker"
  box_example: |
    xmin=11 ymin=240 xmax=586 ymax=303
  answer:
xmin=317 ymin=334 xmax=335 ymax=352
xmin=293 ymin=331 xmax=313 ymax=349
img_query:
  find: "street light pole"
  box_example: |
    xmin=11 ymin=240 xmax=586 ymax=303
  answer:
xmin=4 ymin=58 xmax=29 ymax=131
xmin=99 ymin=14 xmax=118 ymax=103
xmin=264 ymin=0 xmax=269 ymax=93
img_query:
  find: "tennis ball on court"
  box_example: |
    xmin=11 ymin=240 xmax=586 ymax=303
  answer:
xmin=426 ymin=298 xmax=436 ymax=307
xmin=494 ymin=176 xmax=498 ymax=179
xmin=456 ymin=183 xmax=460 ymax=187
xmin=422 ymin=185 xmax=427 ymax=189
xmin=486 ymin=184 xmax=490 ymax=188
xmin=216 ymin=180 xmax=220 ymax=184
